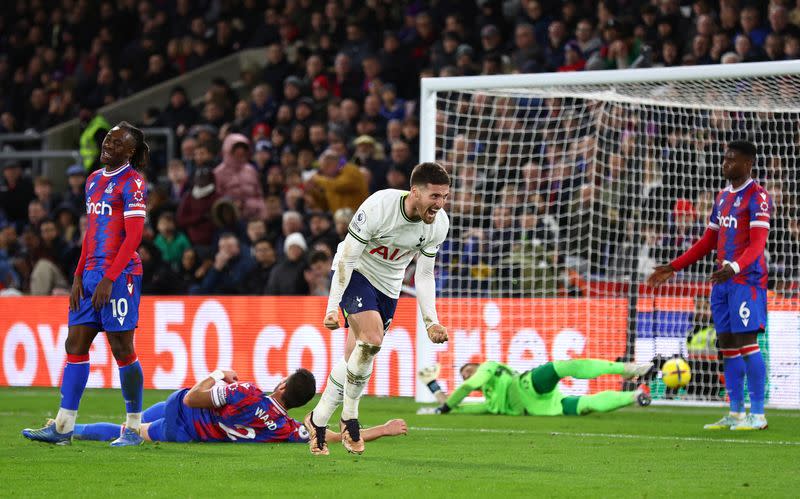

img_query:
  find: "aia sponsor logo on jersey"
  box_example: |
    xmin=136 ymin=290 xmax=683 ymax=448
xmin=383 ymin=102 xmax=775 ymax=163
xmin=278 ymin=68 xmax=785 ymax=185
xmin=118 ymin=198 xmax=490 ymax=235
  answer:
xmin=369 ymin=246 xmax=412 ymax=260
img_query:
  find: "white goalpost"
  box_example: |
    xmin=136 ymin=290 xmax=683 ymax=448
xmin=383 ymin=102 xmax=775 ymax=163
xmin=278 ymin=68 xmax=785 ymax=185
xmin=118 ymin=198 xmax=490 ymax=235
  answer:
xmin=417 ymin=60 xmax=800 ymax=409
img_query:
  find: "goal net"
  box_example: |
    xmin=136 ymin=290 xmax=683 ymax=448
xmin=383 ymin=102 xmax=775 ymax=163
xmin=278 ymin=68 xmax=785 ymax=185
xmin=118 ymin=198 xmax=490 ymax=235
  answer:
xmin=417 ymin=61 xmax=800 ymax=408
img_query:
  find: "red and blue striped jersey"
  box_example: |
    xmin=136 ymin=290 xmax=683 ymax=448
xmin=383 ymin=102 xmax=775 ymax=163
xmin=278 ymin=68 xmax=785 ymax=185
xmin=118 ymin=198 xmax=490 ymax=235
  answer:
xmin=183 ymin=382 xmax=309 ymax=443
xmin=707 ymin=179 xmax=771 ymax=288
xmin=84 ymin=164 xmax=146 ymax=275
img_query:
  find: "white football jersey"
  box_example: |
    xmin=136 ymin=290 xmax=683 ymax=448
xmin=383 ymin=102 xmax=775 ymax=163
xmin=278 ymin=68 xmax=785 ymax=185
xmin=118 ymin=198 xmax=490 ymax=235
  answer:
xmin=333 ymin=189 xmax=449 ymax=298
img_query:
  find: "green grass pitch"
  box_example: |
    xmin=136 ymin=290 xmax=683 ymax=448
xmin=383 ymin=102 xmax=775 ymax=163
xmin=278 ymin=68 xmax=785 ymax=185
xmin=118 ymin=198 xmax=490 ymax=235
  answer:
xmin=2 ymin=388 xmax=800 ymax=497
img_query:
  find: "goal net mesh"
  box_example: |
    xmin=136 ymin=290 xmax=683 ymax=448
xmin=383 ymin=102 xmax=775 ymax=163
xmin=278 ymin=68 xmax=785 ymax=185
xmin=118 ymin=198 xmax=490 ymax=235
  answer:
xmin=428 ymin=73 xmax=800 ymax=407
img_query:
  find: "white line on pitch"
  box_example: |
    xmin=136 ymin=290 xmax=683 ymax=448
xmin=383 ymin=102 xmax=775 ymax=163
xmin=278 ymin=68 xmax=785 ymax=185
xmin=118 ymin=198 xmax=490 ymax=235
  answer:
xmin=409 ymin=426 xmax=800 ymax=446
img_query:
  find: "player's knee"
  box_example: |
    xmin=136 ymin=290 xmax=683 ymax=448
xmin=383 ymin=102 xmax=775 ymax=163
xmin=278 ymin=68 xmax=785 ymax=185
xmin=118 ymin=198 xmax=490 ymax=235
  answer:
xmin=107 ymin=337 xmax=136 ymax=360
xmin=360 ymin=330 xmax=384 ymax=347
xmin=64 ymin=335 xmax=91 ymax=355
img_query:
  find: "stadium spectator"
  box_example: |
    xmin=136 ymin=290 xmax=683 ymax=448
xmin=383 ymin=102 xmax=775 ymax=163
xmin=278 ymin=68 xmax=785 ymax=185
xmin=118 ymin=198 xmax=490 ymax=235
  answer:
xmin=213 ymin=134 xmax=266 ymax=221
xmin=304 ymin=249 xmax=333 ymax=296
xmin=161 ymin=86 xmax=199 ymax=139
xmin=192 ymin=233 xmax=254 ymax=295
xmin=265 ymin=232 xmax=309 ymax=296
xmin=306 ymin=149 xmax=369 ymax=213
xmin=165 ymin=159 xmax=191 ymax=203
xmin=77 ymin=106 xmax=110 ymax=172
xmin=0 ymin=159 xmax=35 ymax=231
xmin=243 ymin=239 xmax=277 ymax=295
xmin=176 ymin=166 xmax=221 ymax=248
xmin=154 ymin=212 xmax=192 ymax=271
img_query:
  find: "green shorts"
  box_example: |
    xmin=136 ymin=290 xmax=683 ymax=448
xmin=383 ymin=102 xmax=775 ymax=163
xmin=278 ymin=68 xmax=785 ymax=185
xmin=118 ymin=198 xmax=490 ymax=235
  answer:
xmin=529 ymin=362 xmax=581 ymax=416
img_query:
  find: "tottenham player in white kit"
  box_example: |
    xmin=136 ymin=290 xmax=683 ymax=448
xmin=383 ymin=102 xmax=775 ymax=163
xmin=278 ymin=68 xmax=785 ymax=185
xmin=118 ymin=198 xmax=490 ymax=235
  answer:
xmin=304 ymin=162 xmax=451 ymax=455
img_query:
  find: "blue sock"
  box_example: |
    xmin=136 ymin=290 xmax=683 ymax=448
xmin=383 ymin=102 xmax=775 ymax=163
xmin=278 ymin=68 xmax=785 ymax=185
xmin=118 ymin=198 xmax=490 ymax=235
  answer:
xmin=73 ymin=423 xmax=122 ymax=441
xmin=118 ymin=357 xmax=144 ymax=414
xmin=60 ymin=354 xmax=90 ymax=410
xmin=742 ymin=346 xmax=766 ymax=415
xmin=721 ymin=349 xmax=746 ymax=413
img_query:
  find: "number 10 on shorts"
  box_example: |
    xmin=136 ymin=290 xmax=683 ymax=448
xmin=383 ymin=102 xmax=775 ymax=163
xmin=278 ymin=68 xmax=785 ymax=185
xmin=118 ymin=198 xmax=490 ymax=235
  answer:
xmin=110 ymin=298 xmax=128 ymax=319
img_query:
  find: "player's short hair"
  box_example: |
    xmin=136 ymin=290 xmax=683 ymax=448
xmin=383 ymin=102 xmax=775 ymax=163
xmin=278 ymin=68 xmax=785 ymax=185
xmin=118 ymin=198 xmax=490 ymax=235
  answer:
xmin=727 ymin=140 xmax=757 ymax=159
xmin=410 ymin=162 xmax=450 ymax=188
xmin=459 ymin=362 xmax=479 ymax=378
xmin=282 ymin=368 xmax=316 ymax=409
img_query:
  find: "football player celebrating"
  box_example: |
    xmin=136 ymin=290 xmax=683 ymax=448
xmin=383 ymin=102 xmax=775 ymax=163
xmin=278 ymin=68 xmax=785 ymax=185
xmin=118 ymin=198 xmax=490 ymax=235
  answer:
xmin=23 ymin=122 xmax=149 ymax=446
xmin=305 ymin=162 xmax=451 ymax=455
xmin=647 ymin=140 xmax=772 ymax=431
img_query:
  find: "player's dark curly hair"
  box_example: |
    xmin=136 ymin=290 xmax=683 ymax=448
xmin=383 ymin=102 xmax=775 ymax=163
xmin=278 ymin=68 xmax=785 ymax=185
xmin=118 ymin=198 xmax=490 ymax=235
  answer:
xmin=410 ymin=162 xmax=451 ymax=187
xmin=118 ymin=121 xmax=150 ymax=171
xmin=282 ymin=368 xmax=316 ymax=409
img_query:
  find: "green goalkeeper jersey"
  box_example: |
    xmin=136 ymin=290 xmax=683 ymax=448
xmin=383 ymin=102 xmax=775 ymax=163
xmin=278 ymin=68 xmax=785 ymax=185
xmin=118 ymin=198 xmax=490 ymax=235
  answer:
xmin=446 ymin=361 xmax=566 ymax=416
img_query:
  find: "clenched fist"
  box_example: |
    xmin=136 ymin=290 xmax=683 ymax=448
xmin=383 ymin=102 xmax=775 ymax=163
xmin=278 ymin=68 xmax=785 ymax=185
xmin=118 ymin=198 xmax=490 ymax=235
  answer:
xmin=323 ymin=310 xmax=341 ymax=330
xmin=427 ymin=324 xmax=448 ymax=343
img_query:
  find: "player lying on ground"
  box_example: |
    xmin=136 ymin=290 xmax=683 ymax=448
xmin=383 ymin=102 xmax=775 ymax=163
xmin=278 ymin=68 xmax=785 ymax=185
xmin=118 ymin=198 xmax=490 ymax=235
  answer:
xmin=36 ymin=368 xmax=406 ymax=445
xmin=306 ymin=162 xmax=451 ymax=456
xmin=647 ymin=140 xmax=771 ymax=431
xmin=417 ymin=359 xmax=652 ymax=416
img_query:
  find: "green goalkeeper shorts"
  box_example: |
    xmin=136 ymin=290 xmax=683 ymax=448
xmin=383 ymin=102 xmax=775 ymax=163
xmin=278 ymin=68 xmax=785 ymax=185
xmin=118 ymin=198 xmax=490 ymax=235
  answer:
xmin=528 ymin=362 xmax=581 ymax=416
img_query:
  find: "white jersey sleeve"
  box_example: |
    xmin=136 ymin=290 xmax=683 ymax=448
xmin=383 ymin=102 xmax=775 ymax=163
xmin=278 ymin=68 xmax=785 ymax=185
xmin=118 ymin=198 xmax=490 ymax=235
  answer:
xmin=415 ymin=210 xmax=449 ymax=329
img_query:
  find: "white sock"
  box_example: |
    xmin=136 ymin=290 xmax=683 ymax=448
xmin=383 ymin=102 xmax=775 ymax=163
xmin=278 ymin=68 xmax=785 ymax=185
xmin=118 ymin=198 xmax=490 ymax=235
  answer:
xmin=311 ymin=358 xmax=347 ymax=427
xmin=341 ymin=341 xmax=380 ymax=420
xmin=55 ymin=408 xmax=77 ymax=433
xmin=126 ymin=412 xmax=142 ymax=430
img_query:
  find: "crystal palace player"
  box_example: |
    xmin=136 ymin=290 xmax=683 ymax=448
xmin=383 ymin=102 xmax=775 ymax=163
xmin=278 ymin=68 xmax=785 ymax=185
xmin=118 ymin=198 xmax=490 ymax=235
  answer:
xmin=23 ymin=123 xmax=150 ymax=446
xmin=69 ymin=368 xmax=407 ymax=445
xmin=305 ymin=162 xmax=450 ymax=456
xmin=647 ymin=140 xmax=772 ymax=431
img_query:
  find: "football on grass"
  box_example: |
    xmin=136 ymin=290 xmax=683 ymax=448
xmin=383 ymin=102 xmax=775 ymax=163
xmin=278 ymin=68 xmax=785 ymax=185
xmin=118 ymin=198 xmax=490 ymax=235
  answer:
xmin=661 ymin=358 xmax=691 ymax=389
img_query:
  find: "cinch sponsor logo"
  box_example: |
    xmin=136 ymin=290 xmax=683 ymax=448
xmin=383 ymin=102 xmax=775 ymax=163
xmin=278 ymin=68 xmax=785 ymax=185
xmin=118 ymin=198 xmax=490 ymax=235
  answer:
xmin=719 ymin=215 xmax=738 ymax=228
xmin=87 ymin=200 xmax=113 ymax=215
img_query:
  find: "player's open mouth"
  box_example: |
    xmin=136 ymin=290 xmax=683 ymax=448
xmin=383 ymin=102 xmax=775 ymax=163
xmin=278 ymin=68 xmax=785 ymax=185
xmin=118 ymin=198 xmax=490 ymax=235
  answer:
xmin=427 ymin=209 xmax=437 ymax=217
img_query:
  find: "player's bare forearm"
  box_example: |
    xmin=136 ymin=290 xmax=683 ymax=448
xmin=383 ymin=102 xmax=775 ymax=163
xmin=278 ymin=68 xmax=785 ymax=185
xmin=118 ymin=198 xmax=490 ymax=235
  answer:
xmin=184 ymin=370 xmax=238 ymax=408
xmin=183 ymin=377 xmax=217 ymax=408
xmin=434 ymin=390 xmax=448 ymax=405
xmin=325 ymin=419 xmax=407 ymax=442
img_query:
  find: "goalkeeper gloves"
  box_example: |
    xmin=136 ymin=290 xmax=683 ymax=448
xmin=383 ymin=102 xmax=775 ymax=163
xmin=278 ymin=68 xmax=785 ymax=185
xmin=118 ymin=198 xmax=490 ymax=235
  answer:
xmin=418 ymin=363 xmax=442 ymax=395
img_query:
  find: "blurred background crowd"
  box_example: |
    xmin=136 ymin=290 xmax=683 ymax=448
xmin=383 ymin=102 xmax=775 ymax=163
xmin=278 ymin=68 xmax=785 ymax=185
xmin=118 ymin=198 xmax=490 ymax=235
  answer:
xmin=0 ymin=0 xmax=798 ymax=297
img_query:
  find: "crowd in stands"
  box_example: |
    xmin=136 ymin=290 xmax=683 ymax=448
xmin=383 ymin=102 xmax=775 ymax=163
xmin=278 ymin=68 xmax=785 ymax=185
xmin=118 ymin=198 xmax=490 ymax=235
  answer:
xmin=1 ymin=0 xmax=799 ymax=298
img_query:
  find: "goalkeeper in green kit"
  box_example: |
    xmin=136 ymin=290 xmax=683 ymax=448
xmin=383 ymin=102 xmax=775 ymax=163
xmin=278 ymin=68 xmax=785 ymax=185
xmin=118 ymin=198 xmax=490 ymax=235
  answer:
xmin=417 ymin=359 xmax=653 ymax=416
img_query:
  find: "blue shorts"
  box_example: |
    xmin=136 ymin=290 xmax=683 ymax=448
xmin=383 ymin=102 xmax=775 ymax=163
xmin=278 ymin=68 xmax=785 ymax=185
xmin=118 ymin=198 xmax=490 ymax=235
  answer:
xmin=340 ymin=270 xmax=398 ymax=333
xmin=68 ymin=269 xmax=142 ymax=332
xmin=146 ymin=389 xmax=195 ymax=443
xmin=710 ymin=281 xmax=767 ymax=333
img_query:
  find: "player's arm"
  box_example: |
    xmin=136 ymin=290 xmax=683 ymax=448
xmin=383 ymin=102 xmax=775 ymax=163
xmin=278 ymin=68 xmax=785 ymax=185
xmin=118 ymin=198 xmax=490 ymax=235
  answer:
xmin=415 ymin=254 xmax=447 ymax=343
xmin=91 ymin=178 xmax=148 ymax=309
xmin=325 ymin=419 xmax=407 ymax=442
xmin=324 ymin=233 xmax=368 ymax=328
xmin=183 ymin=370 xmax=239 ymax=409
xmin=416 ymin=218 xmax=449 ymax=343
xmin=323 ymin=198 xmax=378 ymax=328
xmin=69 ymin=229 xmax=90 ymax=311
xmin=441 ymin=363 xmax=494 ymax=413
xmin=647 ymin=224 xmax=719 ymax=287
